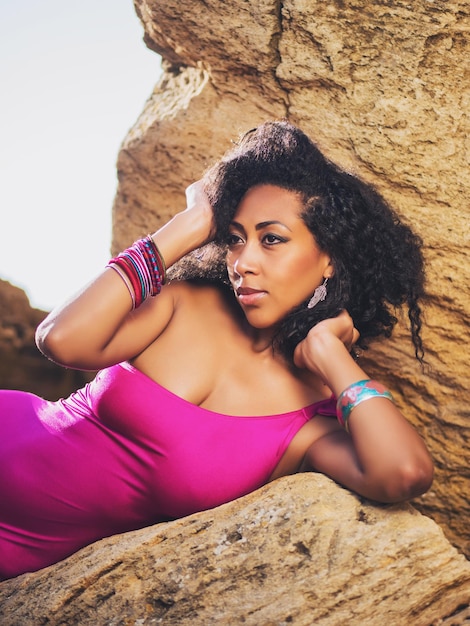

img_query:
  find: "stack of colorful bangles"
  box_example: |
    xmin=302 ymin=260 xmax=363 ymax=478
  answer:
xmin=107 ymin=235 xmax=167 ymax=310
xmin=336 ymin=379 xmax=394 ymax=432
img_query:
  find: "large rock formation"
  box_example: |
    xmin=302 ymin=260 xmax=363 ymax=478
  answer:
xmin=1 ymin=1 xmax=469 ymax=622
xmin=111 ymin=0 xmax=470 ymax=557
xmin=1 ymin=475 xmax=469 ymax=625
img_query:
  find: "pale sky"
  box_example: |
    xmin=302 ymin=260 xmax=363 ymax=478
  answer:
xmin=0 ymin=1 xmax=162 ymax=310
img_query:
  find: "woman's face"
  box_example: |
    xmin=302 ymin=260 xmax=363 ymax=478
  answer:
xmin=226 ymin=184 xmax=333 ymax=330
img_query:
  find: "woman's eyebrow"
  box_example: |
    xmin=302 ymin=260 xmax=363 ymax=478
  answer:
xmin=256 ymin=220 xmax=292 ymax=232
xmin=230 ymin=220 xmax=245 ymax=232
xmin=230 ymin=220 xmax=292 ymax=232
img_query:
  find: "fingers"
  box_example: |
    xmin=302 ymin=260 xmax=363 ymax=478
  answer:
xmin=185 ymin=180 xmax=210 ymax=208
xmin=309 ymin=310 xmax=361 ymax=353
xmin=352 ymin=327 xmax=360 ymax=345
xmin=184 ymin=180 xmax=216 ymax=244
xmin=339 ymin=311 xmax=360 ymax=350
xmin=293 ymin=309 xmax=362 ymax=375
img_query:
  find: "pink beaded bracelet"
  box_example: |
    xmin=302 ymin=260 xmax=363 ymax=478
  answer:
xmin=336 ymin=379 xmax=394 ymax=432
xmin=107 ymin=235 xmax=166 ymax=309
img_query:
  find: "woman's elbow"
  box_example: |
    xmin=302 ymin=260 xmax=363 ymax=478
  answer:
xmin=36 ymin=321 xmax=63 ymax=363
xmin=35 ymin=318 xmax=82 ymax=367
xmin=35 ymin=316 xmax=56 ymax=356
xmin=380 ymin=456 xmax=434 ymax=503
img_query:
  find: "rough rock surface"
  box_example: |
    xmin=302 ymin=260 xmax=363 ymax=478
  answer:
xmin=1 ymin=474 xmax=469 ymax=625
xmin=110 ymin=0 xmax=470 ymax=556
xmin=0 ymin=280 xmax=90 ymax=399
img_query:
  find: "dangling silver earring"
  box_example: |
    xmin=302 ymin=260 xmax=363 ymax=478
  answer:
xmin=307 ymin=278 xmax=328 ymax=309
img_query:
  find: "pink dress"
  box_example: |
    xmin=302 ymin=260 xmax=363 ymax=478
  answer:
xmin=0 ymin=361 xmax=335 ymax=579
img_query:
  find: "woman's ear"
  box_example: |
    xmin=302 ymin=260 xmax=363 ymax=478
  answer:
xmin=323 ymin=259 xmax=335 ymax=280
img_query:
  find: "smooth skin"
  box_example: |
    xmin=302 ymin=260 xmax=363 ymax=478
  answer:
xmin=37 ymin=182 xmax=434 ymax=503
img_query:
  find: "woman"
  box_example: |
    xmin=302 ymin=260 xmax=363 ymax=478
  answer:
xmin=0 ymin=120 xmax=433 ymax=580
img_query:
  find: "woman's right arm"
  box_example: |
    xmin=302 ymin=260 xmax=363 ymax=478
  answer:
xmin=36 ymin=181 xmax=214 ymax=371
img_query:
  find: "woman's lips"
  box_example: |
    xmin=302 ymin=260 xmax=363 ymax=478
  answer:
xmin=236 ymin=287 xmax=266 ymax=306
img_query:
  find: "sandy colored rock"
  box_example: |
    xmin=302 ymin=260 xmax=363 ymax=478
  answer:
xmin=1 ymin=1 xmax=469 ymax=620
xmin=109 ymin=0 xmax=470 ymax=556
xmin=1 ymin=474 xmax=469 ymax=625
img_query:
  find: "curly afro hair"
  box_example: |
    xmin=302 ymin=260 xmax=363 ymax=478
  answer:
xmin=170 ymin=120 xmax=426 ymax=363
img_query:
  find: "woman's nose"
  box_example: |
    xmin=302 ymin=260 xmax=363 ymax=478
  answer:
xmin=233 ymin=243 xmax=259 ymax=276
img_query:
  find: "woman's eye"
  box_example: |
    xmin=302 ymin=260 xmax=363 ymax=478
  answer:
xmin=227 ymin=233 xmax=243 ymax=246
xmin=263 ymin=233 xmax=285 ymax=245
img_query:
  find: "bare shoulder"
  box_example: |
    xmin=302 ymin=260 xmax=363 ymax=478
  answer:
xmin=139 ymin=279 xmax=233 ymax=323
xmin=137 ymin=279 xmax=239 ymax=356
xmin=180 ymin=279 xmax=232 ymax=299
xmin=165 ymin=280 xmax=237 ymax=317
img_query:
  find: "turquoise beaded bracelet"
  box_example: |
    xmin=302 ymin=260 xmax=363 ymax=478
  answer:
xmin=336 ymin=379 xmax=394 ymax=432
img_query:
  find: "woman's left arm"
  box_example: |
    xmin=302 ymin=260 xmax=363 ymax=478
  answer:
xmin=294 ymin=312 xmax=434 ymax=503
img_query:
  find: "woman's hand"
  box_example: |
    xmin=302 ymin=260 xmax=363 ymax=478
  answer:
xmin=148 ymin=179 xmax=216 ymax=273
xmin=293 ymin=310 xmax=360 ymax=380
xmin=182 ymin=179 xmax=216 ymax=246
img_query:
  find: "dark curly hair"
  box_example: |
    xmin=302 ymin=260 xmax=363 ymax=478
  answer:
xmin=170 ymin=120 xmax=426 ymax=363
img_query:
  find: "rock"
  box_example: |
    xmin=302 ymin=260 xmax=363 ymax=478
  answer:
xmin=1 ymin=475 xmax=469 ymax=625
xmin=0 ymin=279 xmax=90 ymax=400
xmin=111 ymin=0 xmax=470 ymax=557
xmin=2 ymin=1 xmax=469 ymax=619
